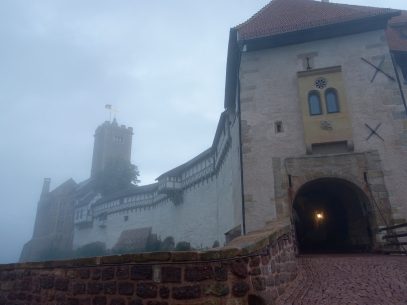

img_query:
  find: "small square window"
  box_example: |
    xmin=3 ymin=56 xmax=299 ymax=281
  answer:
xmin=275 ymin=121 xmax=284 ymax=133
xmin=124 ymin=215 xmax=129 ymax=221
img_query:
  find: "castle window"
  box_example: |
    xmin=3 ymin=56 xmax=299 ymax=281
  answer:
xmin=124 ymin=215 xmax=128 ymax=221
xmin=275 ymin=121 xmax=283 ymax=133
xmin=114 ymin=136 xmax=124 ymax=144
xmin=308 ymin=91 xmax=322 ymax=115
xmin=325 ymin=88 xmax=340 ymax=113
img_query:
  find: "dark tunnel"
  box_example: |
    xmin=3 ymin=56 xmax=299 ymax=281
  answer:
xmin=293 ymin=178 xmax=373 ymax=253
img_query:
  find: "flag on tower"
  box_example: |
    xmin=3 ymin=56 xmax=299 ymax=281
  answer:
xmin=105 ymin=104 xmax=112 ymax=109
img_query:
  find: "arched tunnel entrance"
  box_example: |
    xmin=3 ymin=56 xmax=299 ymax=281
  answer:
xmin=293 ymin=178 xmax=373 ymax=253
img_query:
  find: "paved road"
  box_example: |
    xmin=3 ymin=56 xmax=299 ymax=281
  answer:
xmin=276 ymin=254 xmax=407 ymax=305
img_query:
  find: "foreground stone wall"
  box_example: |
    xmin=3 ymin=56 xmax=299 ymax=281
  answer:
xmin=1 ymin=222 xmax=296 ymax=305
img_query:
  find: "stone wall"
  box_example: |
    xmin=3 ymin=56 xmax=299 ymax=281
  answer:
xmin=282 ymin=151 xmax=394 ymax=249
xmin=239 ymin=29 xmax=407 ymax=232
xmin=1 ymin=222 xmax=296 ymax=305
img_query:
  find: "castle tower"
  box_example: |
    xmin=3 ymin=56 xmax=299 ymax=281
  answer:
xmin=40 ymin=177 xmax=51 ymax=198
xmin=91 ymin=119 xmax=133 ymax=177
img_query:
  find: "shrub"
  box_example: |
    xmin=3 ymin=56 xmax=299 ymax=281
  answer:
xmin=75 ymin=241 xmax=106 ymax=258
xmin=175 ymin=241 xmax=192 ymax=251
xmin=161 ymin=236 xmax=175 ymax=251
xmin=145 ymin=234 xmax=162 ymax=252
xmin=37 ymin=246 xmax=71 ymax=261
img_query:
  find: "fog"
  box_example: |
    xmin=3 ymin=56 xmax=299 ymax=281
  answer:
xmin=0 ymin=0 xmax=405 ymax=264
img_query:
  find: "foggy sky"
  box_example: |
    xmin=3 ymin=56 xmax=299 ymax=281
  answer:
xmin=0 ymin=0 xmax=406 ymax=264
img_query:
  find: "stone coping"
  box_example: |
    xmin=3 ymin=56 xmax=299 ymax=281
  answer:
xmin=2 ymin=220 xmax=291 ymax=271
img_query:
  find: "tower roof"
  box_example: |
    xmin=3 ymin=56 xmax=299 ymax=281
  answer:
xmin=236 ymin=0 xmax=399 ymax=41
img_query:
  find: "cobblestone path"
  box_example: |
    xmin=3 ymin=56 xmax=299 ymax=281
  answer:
xmin=276 ymin=254 xmax=407 ymax=305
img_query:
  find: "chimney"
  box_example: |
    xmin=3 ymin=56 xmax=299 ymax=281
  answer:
xmin=41 ymin=178 xmax=51 ymax=197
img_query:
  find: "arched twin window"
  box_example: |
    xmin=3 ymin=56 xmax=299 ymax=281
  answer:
xmin=308 ymin=88 xmax=339 ymax=115
xmin=325 ymin=88 xmax=340 ymax=113
xmin=308 ymin=91 xmax=322 ymax=115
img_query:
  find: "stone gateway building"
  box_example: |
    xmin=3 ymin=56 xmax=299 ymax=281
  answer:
xmin=21 ymin=0 xmax=407 ymax=262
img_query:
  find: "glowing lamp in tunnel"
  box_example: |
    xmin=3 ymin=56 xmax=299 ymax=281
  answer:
xmin=315 ymin=212 xmax=324 ymax=221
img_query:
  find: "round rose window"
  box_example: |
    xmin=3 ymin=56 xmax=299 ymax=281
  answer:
xmin=315 ymin=77 xmax=327 ymax=89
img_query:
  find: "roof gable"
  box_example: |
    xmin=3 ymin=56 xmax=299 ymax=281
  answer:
xmin=236 ymin=0 xmax=399 ymax=41
xmin=113 ymin=227 xmax=152 ymax=252
xmin=49 ymin=178 xmax=77 ymax=196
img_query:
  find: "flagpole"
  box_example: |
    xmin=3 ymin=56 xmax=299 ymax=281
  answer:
xmin=105 ymin=104 xmax=113 ymax=122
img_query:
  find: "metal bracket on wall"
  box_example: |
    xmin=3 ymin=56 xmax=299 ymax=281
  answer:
xmin=365 ymin=123 xmax=384 ymax=141
xmin=361 ymin=57 xmax=396 ymax=82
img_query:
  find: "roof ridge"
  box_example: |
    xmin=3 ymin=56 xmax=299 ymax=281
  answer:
xmin=268 ymin=10 xmax=391 ymax=35
xmin=236 ymin=0 xmax=399 ymax=41
xmin=234 ymin=0 xmax=277 ymax=30
xmin=318 ymin=1 xmax=395 ymax=12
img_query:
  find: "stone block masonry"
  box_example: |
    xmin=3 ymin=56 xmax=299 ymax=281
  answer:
xmin=0 ymin=221 xmax=296 ymax=305
xmin=239 ymin=29 xmax=407 ymax=232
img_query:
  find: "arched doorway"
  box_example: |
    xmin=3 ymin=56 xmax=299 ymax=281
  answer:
xmin=293 ymin=178 xmax=373 ymax=253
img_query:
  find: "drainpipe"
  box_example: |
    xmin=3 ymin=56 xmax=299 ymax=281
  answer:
xmin=390 ymin=52 xmax=407 ymax=115
xmin=236 ymin=39 xmax=246 ymax=235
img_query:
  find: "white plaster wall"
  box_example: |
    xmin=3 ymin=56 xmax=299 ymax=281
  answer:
xmin=73 ymin=200 xmax=172 ymax=249
xmin=179 ymin=178 xmax=220 ymax=247
xmin=168 ymin=113 xmax=243 ymax=247
xmin=240 ymin=29 xmax=407 ymax=231
xmin=216 ymin=116 xmax=243 ymax=238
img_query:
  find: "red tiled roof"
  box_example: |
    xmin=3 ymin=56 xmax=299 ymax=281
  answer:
xmin=386 ymin=11 xmax=407 ymax=52
xmin=236 ymin=0 xmax=399 ymax=40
